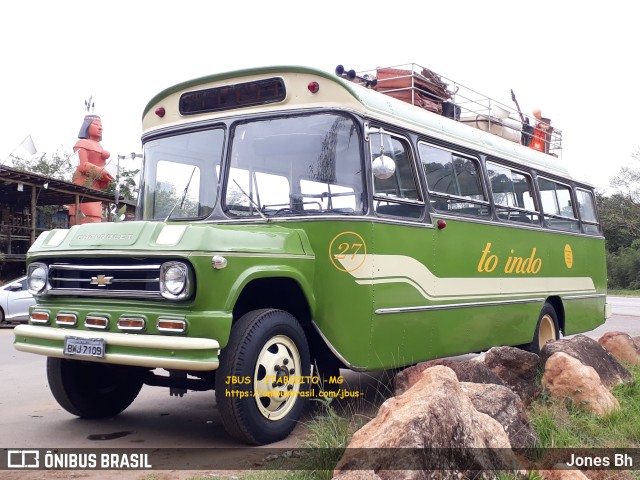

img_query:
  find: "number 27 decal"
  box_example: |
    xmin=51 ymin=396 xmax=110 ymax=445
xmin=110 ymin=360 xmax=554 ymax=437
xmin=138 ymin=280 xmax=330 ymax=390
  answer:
xmin=335 ymin=242 xmax=363 ymax=259
xmin=329 ymin=232 xmax=367 ymax=272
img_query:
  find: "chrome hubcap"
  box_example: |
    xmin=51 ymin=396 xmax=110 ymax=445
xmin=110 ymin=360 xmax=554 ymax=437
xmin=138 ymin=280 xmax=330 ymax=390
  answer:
xmin=538 ymin=314 xmax=557 ymax=350
xmin=253 ymin=335 xmax=300 ymax=421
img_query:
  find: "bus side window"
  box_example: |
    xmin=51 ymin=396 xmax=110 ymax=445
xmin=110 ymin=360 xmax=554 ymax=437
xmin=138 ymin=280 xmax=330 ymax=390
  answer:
xmin=576 ymin=188 xmax=600 ymax=234
xmin=537 ymin=177 xmax=580 ymax=232
xmin=486 ymin=161 xmax=540 ymax=224
xmin=418 ymin=142 xmax=489 ymax=217
xmin=371 ymin=133 xmax=424 ymax=219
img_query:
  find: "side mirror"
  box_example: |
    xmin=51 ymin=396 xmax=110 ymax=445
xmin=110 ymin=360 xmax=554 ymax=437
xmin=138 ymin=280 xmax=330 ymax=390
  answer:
xmin=372 ymin=155 xmax=396 ymax=180
xmin=9 ymin=283 xmax=22 ymax=291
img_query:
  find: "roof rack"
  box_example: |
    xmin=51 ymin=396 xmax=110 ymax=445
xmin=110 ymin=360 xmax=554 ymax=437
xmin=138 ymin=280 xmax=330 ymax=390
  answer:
xmin=336 ymin=63 xmax=562 ymax=157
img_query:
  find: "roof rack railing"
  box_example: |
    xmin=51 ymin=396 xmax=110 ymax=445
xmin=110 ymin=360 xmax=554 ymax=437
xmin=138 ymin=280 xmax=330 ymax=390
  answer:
xmin=338 ymin=63 xmax=562 ymax=157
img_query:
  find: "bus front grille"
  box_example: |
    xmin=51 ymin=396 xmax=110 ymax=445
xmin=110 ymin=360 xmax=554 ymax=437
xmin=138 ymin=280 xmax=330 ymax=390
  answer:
xmin=48 ymin=263 xmax=162 ymax=299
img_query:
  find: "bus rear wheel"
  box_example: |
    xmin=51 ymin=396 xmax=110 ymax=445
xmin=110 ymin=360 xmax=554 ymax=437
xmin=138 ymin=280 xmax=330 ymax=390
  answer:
xmin=47 ymin=357 xmax=144 ymax=418
xmin=215 ymin=309 xmax=310 ymax=445
xmin=529 ymin=303 xmax=560 ymax=354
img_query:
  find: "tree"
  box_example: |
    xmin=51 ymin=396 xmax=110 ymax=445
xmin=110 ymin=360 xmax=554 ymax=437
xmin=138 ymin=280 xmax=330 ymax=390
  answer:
xmin=597 ymin=191 xmax=640 ymax=253
xmin=598 ymin=152 xmax=640 ymax=290
xmin=610 ymin=163 xmax=640 ymax=205
xmin=10 ymin=151 xmax=76 ymax=231
xmin=153 ymin=180 xmax=199 ymax=219
xmin=606 ymin=241 xmax=640 ymax=290
xmin=103 ymin=166 xmax=140 ymax=201
xmin=598 ymin=154 xmax=640 ymax=253
xmin=12 ymin=150 xmax=74 ymax=181
xmin=14 ymin=149 xmax=140 ymax=202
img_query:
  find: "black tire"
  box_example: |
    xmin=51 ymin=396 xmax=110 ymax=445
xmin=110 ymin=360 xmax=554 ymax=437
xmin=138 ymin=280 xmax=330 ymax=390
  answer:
xmin=47 ymin=357 xmax=144 ymax=418
xmin=528 ymin=303 xmax=560 ymax=354
xmin=0 ymin=307 xmax=4 ymax=323
xmin=215 ymin=309 xmax=310 ymax=445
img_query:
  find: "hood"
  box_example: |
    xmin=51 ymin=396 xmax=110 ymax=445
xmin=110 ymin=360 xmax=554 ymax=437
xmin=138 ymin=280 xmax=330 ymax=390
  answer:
xmin=28 ymin=221 xmax=310 ymax=257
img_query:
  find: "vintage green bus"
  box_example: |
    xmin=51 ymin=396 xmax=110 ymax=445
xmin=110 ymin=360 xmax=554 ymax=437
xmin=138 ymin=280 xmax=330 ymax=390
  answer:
xmin=14 ymin=64 xmax=608 ymax=444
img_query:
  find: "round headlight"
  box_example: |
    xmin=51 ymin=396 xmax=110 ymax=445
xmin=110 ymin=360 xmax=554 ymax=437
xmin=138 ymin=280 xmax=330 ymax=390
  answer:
xmin=164 ymin=266 xmax=186 ymax=294
xmin=28 ymin=263 xmax=48 ymax=294
xmin=160 ymin=262 xmax=190 ymax=299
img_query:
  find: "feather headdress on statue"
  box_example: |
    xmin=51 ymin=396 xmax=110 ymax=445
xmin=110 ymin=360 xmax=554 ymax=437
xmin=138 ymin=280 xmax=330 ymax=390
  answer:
xmin=78 ymin=96 xmax=102 ymax=141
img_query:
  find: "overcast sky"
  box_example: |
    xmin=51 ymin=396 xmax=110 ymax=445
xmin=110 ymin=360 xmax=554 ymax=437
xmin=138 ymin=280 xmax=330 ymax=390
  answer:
xmin=1 ymin=0 xmax=637 ymax=191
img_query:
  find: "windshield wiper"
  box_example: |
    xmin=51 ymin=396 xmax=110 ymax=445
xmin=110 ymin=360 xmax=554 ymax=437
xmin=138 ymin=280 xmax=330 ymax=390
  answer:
xmin=164 ymin=167 xmax=196 ymax=222
xmin=232 ymin=180 xmax=268 ymax=220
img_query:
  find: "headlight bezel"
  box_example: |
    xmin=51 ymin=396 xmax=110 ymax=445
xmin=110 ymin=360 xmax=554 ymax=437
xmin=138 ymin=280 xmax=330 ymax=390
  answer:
xmin=159 ymin=261 xmax=193 ymax=300
xmin=27 ymin=262 xmax=49 ymax=295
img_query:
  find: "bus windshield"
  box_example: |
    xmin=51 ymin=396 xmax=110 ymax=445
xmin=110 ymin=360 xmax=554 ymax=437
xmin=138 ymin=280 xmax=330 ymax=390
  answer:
xmin=225 ymin=113 xmax=363 ymax=217
xmin=140 ymin=129 xmax=224 ymax=221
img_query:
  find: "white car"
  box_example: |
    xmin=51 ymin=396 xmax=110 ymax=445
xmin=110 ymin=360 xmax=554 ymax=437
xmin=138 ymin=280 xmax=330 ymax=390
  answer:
xmin=0 ymin=276 xmax=36 ymax=324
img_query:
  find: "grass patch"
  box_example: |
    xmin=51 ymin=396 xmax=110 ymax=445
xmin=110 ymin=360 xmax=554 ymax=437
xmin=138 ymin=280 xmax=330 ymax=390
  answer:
xmin=236 ymin=398 xmax=370 ymax=480
xmin=608 ymin=289 xmax=640 ymax=297
xmin=239 ymin=471 xmax=302 ymax=480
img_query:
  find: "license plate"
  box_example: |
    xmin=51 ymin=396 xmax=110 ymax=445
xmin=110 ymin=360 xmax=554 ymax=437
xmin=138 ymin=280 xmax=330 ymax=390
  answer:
xmin=63 ymin=336 xmax=105 ymax=359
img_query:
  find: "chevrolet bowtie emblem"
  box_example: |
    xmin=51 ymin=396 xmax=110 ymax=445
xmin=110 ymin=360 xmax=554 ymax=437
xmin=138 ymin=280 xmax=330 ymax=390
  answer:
xmin=90 ymin=275 xmax=114 ymax=287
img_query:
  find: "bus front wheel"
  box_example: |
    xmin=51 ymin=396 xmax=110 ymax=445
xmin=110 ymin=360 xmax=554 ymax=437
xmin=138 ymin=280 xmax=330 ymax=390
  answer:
xmin=529 ymin=303 xmax=560 ymax=354
xmin=215 ymin=309 xmax=310 ymax=445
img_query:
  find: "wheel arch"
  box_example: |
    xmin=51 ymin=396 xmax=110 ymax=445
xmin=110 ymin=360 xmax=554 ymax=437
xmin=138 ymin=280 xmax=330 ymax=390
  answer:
xmin=545 ymin=295 xmax=565 ymax=335
xmin=233 ymin=276 xmax=313 ymax=328
xmin=231 ymin=273 xmax=343 ymax=369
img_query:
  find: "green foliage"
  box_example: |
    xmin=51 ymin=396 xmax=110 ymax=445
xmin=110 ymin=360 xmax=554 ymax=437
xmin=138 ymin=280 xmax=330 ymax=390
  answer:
xmin=496 ymin=472 xmax=543 ymax=480
xmin=294 ymin=400 xmax=352 ymax=478
xmin=237 ymin=471 xmax=302 ymax=480
xmin=153 ymin=180 xmax=199 ymax=219
xmin=241 ymin=401 xmax=355 ymax=480
xmin=11 ymin=151 xmax=75 ymax=229
xmin=611 ymin=161 xmax=640 ymax=204
xmin=607 ymin=289 xmax=640 ymax=297
xmin=597 ymin=156 xmax=640 ymax=289
xmin=12 ymin=151 xmax=139 ymax=201
xmin=607 ymin=243 xmax=640 ymax=290
xmin=237 ymin=376 xmax=385 ymax=480
xmin=598 ymin=192 xmax=640 ymax=254
xmin=11 ymin=150 xmax=74 ymax=181
xmin=104 ymin=166 xmax=140 ymax=201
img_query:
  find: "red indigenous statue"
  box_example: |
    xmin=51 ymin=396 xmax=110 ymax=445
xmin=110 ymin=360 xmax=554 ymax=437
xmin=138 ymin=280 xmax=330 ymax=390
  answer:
xmin=68 ymin=114 xmax=113 ymax=225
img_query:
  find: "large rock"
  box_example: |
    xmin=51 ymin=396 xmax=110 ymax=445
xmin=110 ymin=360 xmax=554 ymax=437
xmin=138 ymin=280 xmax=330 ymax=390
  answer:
xmin=540 ymin=335 xmax=632 ymax=388
xmin=542 ymin=352 xmax=619 ymax=415
xmin=332 ymin=472 xmax=382 ymax=480
xmin=394 ymin=358 xmax=506 ymax=396
xmin=598 ymin=332 xmax=640 ymax=366
xmin=479 ymin=346 xmax=541 ymax=404
xmin=538 ymin=467 xmax=590 ymax=480
xmin=335 ymin=366 xmax=516 ymax=479
xmin=461 ymin=382 xmax=538 ymax=448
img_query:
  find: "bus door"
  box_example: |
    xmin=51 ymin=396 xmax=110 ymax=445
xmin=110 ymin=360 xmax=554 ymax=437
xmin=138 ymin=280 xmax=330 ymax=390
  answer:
xmin=364 ymin=128 xmax=438 ymax=368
